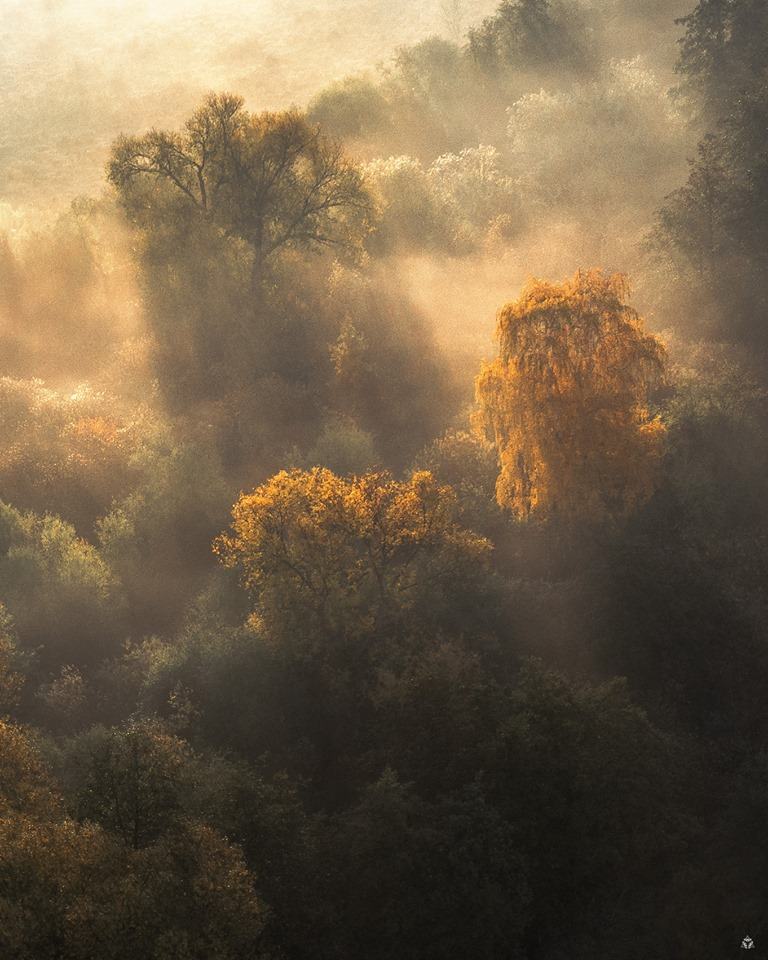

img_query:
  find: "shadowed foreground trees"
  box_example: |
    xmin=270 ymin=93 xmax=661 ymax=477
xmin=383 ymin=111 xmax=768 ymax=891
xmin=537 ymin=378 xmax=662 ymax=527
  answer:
xmin=0 ymin=719 xmax=267 ymax=960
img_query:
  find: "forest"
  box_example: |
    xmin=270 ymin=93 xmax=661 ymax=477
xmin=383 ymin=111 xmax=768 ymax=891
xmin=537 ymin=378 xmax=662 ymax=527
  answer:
xmin=1 ymin=0 xmax=767 ymax=956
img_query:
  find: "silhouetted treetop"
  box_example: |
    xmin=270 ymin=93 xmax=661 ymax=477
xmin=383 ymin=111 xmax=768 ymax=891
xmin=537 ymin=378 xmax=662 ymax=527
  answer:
xmin=108 ymin=92 xmax=372 ymax=269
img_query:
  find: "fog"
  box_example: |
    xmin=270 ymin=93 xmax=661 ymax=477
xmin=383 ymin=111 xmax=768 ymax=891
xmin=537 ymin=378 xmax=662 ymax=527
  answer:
xmin=1 ymin=1 xmax=767 ymax=957
xmin=2 ymin=0 xmax=501 ymax=210
xmin=2 ymin=0 xmax=695 ymax=371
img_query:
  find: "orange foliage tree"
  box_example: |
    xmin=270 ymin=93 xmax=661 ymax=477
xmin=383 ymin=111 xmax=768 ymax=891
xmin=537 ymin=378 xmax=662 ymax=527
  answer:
xmin=475 ymin=270 xmax=667 ymax=521
xmin=0 ymin=380 xmax=138 ymax=535
xmin=215 ymin=468 xmax=491 ymax=648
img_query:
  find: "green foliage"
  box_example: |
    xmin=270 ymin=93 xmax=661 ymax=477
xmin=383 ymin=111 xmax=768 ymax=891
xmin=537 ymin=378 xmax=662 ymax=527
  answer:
xmin=468 ymin=0 xmax=594 ymax=78
xmin=393 ymin=37 xmax=465 ymax=105
xmin=675 ymin=0 xmax=768 ymax=121
xmin=0 ymin=718 xmax=61 ymax=819
xmin=0 ymin=607 xmax=25 ymax=715
xmin=508 ymin=59 xmax=687 ymax=227
xmin=307 ymin=75 xmax=391 ymax=140
xmin=652 ymin=81 xmax=768 ymax=347
xmin=97 ymin=436 xmax=231 ymax=634
xmin=117 ymin=820 xmax=266 ymax=960
xmin=365 ymin=155 xmax=458 ymax=252
xmin=61 ymin=719 xmax=191 ymax=848
xmin=368 ymin=637 xmax=508 ymax=795
xmin=0 ymin=502 xmax=124 ymax=672
xmin=487 ymin=661 xmax=682 ymax=958
xmin=301 ymin=415 xmax=378 ymax=475
xmin=308 ymin=37 xmax=472 ymax=162
xmin=35 ymin=666 xmax=90 ymax=733
xmin=109 ymin=93 xmax=372 ymax=270
xmin=592 ymin=346 xmax=768 ymax=737
xmin=0 ymin=718 xmax=267 ymax=959
xmin=414 ymin=429 xmax=505 ymax=534
xmin=429 ymin=144 xmax=521 ymax=230
xmin=365 ymin=146 xmax=521 ymax=253
xmin=320 ymin=773 xmax=529 ymax=960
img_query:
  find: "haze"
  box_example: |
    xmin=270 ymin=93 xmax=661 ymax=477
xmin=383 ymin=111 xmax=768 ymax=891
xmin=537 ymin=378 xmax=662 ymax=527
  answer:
xmin=0 ymin=2 xmax=766 ymax=958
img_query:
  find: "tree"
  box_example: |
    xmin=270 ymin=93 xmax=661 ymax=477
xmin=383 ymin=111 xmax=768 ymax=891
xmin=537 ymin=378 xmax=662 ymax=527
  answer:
xmin=413 ymin=430 xmax=504 ymax=535
xmin=648 ymin=0 xmax=768 ymax=351
xmin=675 ymin=0 xmax=768 ymax=122
xmin=0 ymin=378 xmax=139 ymax=536
xmin=301 ymin=415 xmax=377 ymax=476
xmin=507 ymin=60 xmax=687 ymax=237
xmin=367 ymin=637 xmax=509 ymax=797
xmin=0 ymin=813 xmax=267 ymax=960
xmin=0 ymin=718 xmax=60 ymax=819
xmin=319 ymin=772 xmax=530 ymax=960
xmin=0 ymin=717 xmax=116 ymax=959
xmin=61 ymin=719 xmax=191 ymax=849
xmin=592 ymin=344 xmax=768 ymax=739
xmin=0 ymin=502 xmax=124 ymax=673
xmin=440 ymin=0 xmax=465 ymax=43
xmin=0 ymin=813 xmax=119 ymax=960
xmin=485 ymin=661 xmax=682 ymax=959
xmin=652 ymin=77 xmax=768 ymax=348
xmin=0 ymin=608 xmax=23 ymax=716
xmin=108 ymin=92 xmax=372 ymax=276
xmin=119 ymin=820 xmax=266 ymax=960
xmin=475 ymin=271 xmax=667 ymax=521
xmin=652 ymin=134 xmax=731 ymax=278
xmin=468 ymin=0 xmax=592 ymax=78
xmin=393 ymin=37 xmax=465 ymax=106
xmin=363 ymin=155 xmax=456 ymax=252
xmin=97 ymin=435 xmax=231 ymax=635
xmin=0 ymin=718 xmax=267 ymax=959
xmin=307 ymin=76 xmax=390 ymax=141
xmin=215 ymin=468 xmax=492 ymax=650
xmin=428 ymin=145 xmax=521 ymax=235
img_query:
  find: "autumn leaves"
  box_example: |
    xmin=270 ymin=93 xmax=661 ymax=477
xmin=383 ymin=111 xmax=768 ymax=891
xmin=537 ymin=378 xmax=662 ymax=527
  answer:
xmin=475 ymin=270 xmax=666 ymax=521
xmin=220 ymin=269 xmax=668 ymax=599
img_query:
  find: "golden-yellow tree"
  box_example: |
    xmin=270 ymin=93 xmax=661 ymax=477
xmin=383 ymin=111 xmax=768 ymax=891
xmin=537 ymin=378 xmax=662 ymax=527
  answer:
xmin=215 ymin=468 xmax=490 ymax=648
xmin=475 ymin=270 xmax=667 ymax=521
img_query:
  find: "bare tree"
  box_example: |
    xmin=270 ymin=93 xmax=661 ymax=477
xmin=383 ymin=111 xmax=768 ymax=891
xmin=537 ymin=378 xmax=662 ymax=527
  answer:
xmin=440 ymin=0 xmax=465 ymax=42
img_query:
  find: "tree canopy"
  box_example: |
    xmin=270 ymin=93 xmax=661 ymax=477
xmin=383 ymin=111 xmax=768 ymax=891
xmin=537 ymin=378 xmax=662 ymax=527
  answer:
xmin=108 ymin=93 xmax=372 ymax=272
xmin=475 ymin=271 xmax=667 ymax=520
xmin=215 ymin=468 xmax=492 ymax=650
